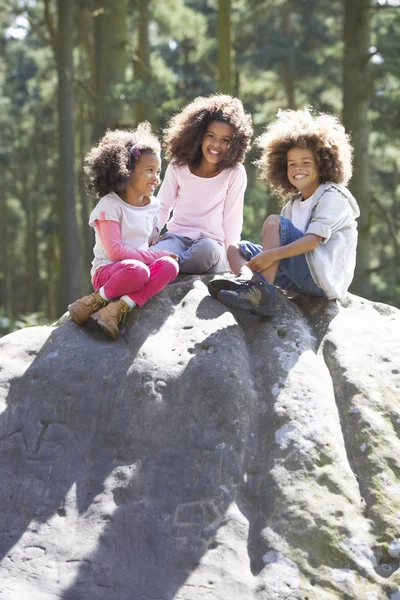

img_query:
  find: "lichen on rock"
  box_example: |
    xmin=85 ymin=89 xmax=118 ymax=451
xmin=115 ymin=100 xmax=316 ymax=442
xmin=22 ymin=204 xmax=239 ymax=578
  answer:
xmin=0 ymin=275 xmax=399 ymax=600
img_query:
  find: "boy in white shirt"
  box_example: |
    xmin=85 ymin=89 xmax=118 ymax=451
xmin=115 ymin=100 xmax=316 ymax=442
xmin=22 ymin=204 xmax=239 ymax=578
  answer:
xmin=209 ymin=108 xmax=360 ymax=317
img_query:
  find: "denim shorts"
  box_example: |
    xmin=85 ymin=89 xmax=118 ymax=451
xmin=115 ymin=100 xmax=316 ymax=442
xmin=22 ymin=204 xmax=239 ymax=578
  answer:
xmin=240 ymin=216 xmax=326 ymax=297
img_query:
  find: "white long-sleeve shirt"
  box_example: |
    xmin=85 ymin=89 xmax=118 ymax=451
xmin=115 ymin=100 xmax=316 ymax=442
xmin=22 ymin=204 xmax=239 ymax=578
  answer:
xmin=156 ymin=161 xmax=247 ymax=248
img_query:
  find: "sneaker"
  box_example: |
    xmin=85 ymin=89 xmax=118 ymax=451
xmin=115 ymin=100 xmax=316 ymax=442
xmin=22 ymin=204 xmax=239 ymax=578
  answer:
xmin=208 ymin=273 xmax=249 ymax=300
xmin=218 ymin=272 xmax=277 ymax=317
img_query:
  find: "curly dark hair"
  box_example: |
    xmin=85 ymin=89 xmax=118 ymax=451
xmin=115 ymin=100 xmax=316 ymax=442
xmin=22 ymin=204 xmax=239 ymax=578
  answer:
xmin=256 ymin=108 xmax=353 ymax=197
xmin=84 ymin=122 xmax=161 ymax=198
xmin=163 ymin=94 xmax=253 ymax=170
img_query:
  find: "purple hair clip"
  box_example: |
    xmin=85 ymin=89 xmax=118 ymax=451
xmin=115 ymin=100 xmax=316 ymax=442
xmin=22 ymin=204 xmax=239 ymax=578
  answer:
xmin=129 ymin=144 xmax=141 ymax=166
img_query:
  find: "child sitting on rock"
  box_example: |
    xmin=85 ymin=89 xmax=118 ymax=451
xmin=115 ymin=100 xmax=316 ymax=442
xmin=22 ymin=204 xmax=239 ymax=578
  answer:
xmin=149 ymin=94 xmax=253 ymax=273
xmin=209 ymin=108 xmax=360 ymax=317
xmin=68 ymin=124 xmax=179 ymax=339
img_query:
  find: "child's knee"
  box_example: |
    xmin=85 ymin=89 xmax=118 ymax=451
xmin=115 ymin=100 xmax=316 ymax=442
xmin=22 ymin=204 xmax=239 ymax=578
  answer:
xmin=178 ymin=238 xmax=225 ymax=273
xmin=158 ymin=256 xmax=179 ymax=279
xmin=227 ymin=243 xmax=240 ymax=260
xmin=200 ymin=238 xmax=221 ymax=256
xmin=164 ymin=256 xmax=180 ymax=277
xmin=195 ymin=239 xmax=222 ymax=268
xmin=263 ymin=214 xmax=280 ymax=233
xmin=122 ymin=260 xmax=150 ymax=285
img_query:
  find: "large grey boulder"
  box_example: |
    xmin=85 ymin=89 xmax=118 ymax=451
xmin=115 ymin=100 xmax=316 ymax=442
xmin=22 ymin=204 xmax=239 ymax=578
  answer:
xmin=0 ymin=275 xmax=399 ymax=600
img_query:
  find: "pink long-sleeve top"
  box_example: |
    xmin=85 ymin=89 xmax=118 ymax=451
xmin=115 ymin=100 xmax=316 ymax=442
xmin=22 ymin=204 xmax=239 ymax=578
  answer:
xmin=156 ymin=161 xmax=247 ymax=248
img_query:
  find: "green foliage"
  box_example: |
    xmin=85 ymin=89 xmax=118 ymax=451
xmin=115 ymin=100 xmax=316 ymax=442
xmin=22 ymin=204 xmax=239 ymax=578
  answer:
xmin=366 ymin=5 xmax=400 ymax=305
xmin=0 ymin=0 xmax=399 ymax=330
xmin=0 ymin=308 xmax=49 ymax=338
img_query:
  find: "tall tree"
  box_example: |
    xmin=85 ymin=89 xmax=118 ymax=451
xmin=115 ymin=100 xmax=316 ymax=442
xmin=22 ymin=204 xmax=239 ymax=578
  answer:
xmin=134 ymin=0 xmax=151 ymax=123
xmin=76 ymin=0 xmax=96 ymax=288
xmin=280 ymin=0 xmax=296 ymax=109
xmin=93 ymin=0 xmax=129 ymax=138
xmin=343 ymin=0 xmax=372 ymax=297
xmin=57 ymin=0 xmax=79 ymax=308
xmin=218 ymin=0 xmax=233 ymax=94
xmin=0 ymin=153 xmax=12 ymax=317
xmin=1 ymin=0 xmax=400 ymax=332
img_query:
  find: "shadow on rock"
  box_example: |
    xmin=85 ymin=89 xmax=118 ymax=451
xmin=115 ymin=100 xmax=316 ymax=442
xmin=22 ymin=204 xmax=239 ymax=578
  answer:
xmin=0 ymin=279 xmax=254 ymax=599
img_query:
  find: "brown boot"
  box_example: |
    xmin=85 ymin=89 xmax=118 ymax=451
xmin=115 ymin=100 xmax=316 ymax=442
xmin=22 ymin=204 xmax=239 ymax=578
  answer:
xmin=91 ymin=298 xmax=131 ymax=339
xmin=68 ymin=292 xmax=108 ymax=325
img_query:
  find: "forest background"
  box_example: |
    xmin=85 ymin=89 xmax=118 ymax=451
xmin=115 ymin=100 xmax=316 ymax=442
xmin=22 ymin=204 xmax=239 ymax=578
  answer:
xmin=0 ymin=0 xmax=399 ymax=335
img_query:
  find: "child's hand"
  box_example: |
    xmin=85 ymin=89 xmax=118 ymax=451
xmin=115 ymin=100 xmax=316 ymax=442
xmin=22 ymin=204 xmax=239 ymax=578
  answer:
xmin=169 ymin=252 xmax=179 ymax=262
xmin=248 ymin=250 xmax=276 ymax=272
xmin=148 ymin=226 xmax=160 ymax=246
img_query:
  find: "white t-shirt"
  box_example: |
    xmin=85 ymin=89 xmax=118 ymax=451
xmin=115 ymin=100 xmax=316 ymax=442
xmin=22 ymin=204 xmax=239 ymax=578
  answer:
xmin=290 ymin=194 xmax=315 ymax=233
xmin=281 ymin=183 xmax=360 ymax=299
xmin=89 ymin=191 xmax=160 ymax=275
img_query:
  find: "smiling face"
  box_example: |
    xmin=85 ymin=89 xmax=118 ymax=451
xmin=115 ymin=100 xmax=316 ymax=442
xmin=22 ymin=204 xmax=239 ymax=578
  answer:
xmin=287 ymin=147 xmax=320 ymax=199
xmin=129 ymin=152 xmax=161 ymax=203
xmin=200 ymin=120 xmax=234 ymax=170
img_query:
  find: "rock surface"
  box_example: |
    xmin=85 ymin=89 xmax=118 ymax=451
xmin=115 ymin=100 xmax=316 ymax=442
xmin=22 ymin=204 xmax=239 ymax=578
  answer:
xmin=0 ymin=275 xmax=399 ymax=600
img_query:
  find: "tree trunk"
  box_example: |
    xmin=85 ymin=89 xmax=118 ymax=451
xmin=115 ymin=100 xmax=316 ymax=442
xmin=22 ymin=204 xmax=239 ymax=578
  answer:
xmin=93 ymin=0 xmax=129 ymax=138
xmin=342 ymin=0 xmax=372 ymax=297
xmin=57 ymin=0 xmax=80 ymax=311
xmin=78 ymin=95 xmax=94 ymax=293
xmin=0 ymin=182 xmax=13 ymax=318
xmin=281 ymin=2 xmax=296 ymax=109
xmin=23 ymin=171 xmax=40 ymax=313
xmin=134 ymin=0 xmax=151 ymax=124
xmin=218 ymin=0 xmax=233 ymax=94
xmin=76 ymin=0 xmax=96 ymax=138
xmin=76 ymin=0 xmax=95 ymax=292
xmin=46 ymin=220 xmax=61 ymax=322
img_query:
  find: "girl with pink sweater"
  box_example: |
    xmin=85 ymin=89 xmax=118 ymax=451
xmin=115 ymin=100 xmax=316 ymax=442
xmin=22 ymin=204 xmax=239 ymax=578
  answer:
xmin=150 ymin=95 xmax=253 ymax=273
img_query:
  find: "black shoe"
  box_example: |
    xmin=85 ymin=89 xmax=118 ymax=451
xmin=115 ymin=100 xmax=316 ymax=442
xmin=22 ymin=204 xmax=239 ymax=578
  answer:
xmin=218 ymin=272 xmax=277 ymax=317
xmin=208 ymin=274 xmax=249 ymax=300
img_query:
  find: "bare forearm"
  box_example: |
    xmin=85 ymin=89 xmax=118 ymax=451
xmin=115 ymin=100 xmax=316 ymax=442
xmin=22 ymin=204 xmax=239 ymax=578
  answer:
xmin=270 ymin=233 xmax=322 ymax=261
xmin=247 ymin=233 xmax=322 ymax=274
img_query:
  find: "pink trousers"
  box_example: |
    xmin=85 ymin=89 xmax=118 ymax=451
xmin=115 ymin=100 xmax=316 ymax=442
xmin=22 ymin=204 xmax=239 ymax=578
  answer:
xmin=92 ymin=257 xmax=179 ymax=307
